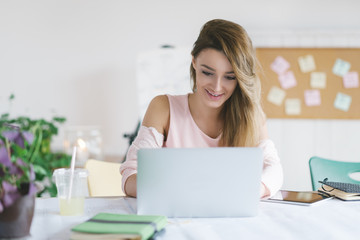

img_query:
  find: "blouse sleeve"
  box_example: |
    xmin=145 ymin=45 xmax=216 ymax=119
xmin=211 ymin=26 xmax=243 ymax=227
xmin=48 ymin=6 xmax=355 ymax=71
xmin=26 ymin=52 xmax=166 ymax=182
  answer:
xmin=119 ymin=126 xmax=164 ymax=194
xmin=258 ymin=139 xmax=283 ymax=197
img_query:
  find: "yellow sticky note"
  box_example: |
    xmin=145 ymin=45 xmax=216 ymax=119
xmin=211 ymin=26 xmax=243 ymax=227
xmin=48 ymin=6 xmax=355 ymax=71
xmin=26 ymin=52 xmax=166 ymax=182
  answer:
xmin=298 ymin=55 xmax=316 ymax=73
xmin=285 ymin=98 xmax=301 ymax=115
xmin=267 ymin=86 xmax=286 ymax=106
xmin=310 ymin=72 xmax=327 ymax=89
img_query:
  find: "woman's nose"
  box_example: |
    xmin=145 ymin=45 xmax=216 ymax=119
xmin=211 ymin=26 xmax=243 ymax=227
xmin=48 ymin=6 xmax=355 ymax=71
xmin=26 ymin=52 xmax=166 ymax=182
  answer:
xmin=213 ymin=77 xmax=222 ymax=91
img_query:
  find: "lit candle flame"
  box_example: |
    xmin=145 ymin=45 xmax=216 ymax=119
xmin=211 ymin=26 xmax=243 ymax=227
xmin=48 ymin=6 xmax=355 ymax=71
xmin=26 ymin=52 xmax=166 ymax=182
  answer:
xmin=77 ymin=138 xmax=87 ymax=150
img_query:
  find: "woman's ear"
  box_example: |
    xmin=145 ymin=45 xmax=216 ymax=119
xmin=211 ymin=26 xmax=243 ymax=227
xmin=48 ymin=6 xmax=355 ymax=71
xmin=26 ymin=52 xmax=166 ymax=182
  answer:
xmin=191 ymin=57 xmax=196 ymax=70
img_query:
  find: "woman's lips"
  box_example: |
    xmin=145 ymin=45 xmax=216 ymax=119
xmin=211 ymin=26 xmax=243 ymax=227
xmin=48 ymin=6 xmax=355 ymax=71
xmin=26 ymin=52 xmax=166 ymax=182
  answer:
xmin=205 ymin=89 xmax=223 ymax=100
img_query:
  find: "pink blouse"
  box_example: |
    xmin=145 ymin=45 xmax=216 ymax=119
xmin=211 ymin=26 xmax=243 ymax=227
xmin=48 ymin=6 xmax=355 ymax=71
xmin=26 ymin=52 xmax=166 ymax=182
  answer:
xmin=120 ymin=94 xmax=283 ymax=196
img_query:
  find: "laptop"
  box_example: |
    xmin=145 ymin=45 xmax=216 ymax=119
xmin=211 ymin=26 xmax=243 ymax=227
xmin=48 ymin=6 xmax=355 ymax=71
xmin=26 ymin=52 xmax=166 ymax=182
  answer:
xmin=137 ymin=147 xmax=263 ymax=218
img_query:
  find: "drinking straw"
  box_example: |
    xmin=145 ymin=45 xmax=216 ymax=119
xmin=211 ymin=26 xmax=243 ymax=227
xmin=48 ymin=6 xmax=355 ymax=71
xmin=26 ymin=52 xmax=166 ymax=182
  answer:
xmin=67 ymin=146 xmax=77 ymax=201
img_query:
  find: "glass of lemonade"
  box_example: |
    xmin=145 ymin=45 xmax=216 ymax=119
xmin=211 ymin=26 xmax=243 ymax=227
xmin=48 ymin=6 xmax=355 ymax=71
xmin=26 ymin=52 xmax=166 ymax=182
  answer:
xmin=53 ymin=168 xmax=88 ymax=216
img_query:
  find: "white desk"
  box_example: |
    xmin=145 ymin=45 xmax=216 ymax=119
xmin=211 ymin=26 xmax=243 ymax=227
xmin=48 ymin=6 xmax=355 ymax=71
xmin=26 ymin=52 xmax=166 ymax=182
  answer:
xmin=30 ymin=197 xmax=360 ymax=240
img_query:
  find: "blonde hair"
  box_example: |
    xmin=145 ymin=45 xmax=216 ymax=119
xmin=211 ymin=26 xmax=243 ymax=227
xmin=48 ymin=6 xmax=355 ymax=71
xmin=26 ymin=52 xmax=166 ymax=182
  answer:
xmin=190 ymin=19 xmax=264 ymax=147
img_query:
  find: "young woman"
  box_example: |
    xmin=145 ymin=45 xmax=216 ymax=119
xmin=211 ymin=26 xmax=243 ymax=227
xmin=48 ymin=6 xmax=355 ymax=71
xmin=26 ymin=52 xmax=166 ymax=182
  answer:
xmin=120 ymin=19 xmax=283 ymax=198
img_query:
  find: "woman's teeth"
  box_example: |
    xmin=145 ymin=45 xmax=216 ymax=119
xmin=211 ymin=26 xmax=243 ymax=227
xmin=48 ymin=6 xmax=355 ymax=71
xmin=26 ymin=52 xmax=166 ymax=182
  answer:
xmin=208 ymin=91 xmax=220 ymax=97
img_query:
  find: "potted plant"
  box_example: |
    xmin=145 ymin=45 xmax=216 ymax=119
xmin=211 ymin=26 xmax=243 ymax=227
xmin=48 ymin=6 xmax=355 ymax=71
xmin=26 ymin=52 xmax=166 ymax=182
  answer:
xmin=0 ymin=95 xmax=71 ymax=197
xmin=0 ymin=123 xmax=37 ymax=238
xmin=0 ymin=94 xmax=72 ymax=238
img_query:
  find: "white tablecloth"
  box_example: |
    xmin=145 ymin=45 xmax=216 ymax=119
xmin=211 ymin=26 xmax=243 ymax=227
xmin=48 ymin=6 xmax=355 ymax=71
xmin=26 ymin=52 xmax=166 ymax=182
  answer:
xmin=30 ymin=197 xmax=360 ymax=240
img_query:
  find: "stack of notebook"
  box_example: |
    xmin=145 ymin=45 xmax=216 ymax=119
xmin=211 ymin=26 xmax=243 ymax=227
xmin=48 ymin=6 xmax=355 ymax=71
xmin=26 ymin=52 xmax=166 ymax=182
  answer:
xmin=318 ymin=178 xmax=360 ymax=201
xmin=71 ymin=213 xmax=167 ymax=240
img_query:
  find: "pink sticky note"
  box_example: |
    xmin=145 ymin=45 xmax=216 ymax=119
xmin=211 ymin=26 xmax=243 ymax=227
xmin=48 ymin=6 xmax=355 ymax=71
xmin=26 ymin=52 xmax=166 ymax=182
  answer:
xmin=304 ymin=89 xmax=321 ymax=106
xmin=271 ymin=56 xmax=290 ymax=75
xmin=278 ymin=71 xmax=297 ymax=89
xmin=343 ymin=72 xmax=359 ymax=88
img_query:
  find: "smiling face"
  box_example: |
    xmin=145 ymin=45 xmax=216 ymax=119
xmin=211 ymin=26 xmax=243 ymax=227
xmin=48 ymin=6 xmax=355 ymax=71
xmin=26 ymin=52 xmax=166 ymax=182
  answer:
xmin=192 ymin=48 xmax=238 ymax=109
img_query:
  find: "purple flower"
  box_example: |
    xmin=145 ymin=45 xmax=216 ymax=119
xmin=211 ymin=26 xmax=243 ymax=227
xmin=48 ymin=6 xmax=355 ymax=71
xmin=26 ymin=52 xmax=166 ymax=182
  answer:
xmin=9 ymin=163 xmax=24 ymax=175
xmin=0 ymin=146 xmax=11 ymax=167
xmin=28 ymin=183 xmax=37 ymax=196
xmin=0 ymin=126 xmax=37 ymax=213
xmin=2 ymin=130 xmax=34 ymax=148
xmin=1 ymin=181 xmax=21 ymax=208
xmin=2 ymin=181 xmax=17 ymax=193
xmin=16 ymin=158 xmax=26 ymax=166
xmin=29 ymin=165 xmax=35 ymax=181
xmin=8 ymin=131 xmax=25 ymax=148
xmin=2 ymin=131 xmax=18 ymax=140
xmin=22 ymin=132 xmax=34 ymax=145
xmin=3 ymin=191 xmax=21 ymax=208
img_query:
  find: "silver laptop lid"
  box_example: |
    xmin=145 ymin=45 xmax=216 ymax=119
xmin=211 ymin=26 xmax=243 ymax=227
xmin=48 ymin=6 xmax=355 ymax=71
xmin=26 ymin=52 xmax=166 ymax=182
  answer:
xmin=137 ymin=147 xmax=263 ymax=218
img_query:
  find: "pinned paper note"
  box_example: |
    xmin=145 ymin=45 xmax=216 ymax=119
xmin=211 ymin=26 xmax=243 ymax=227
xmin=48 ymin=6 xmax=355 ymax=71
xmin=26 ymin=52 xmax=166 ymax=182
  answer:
xmin=278 ymin=71 xmax=297 ymax=89
xmin=304 ymin=89 xmax=321 ymax=106
xmin=343 ymin=71 xmax=359 ymax=89
xmin=267 ymin=86 xmax=286 ymax=106
xmin=285 ymin=98 xmax=301 ymax=115
xmin=298 ymin=55 xmax=316 ymax=73
xmin=270 ymin=56 xmax=290 ymax=75
xmin=334 ymin=92 xmax=352 ymax=112
xmin=332 ymin=58 xmax=351 ymax=77
xmin=310 ymin=72 xmax=327 ymax=89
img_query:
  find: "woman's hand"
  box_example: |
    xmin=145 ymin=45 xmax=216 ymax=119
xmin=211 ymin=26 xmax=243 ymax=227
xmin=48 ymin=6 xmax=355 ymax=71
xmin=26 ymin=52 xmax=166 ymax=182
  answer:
xmin=260 ymin=182 xmax=270 ymax=199
xmin=124 ymin=174 xmax=137 ymax=197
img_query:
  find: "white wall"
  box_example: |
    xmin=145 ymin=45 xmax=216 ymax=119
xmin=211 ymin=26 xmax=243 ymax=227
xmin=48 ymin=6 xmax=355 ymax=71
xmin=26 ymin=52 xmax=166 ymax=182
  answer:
xmin=1 ymin=0 xmax=360 ymax=191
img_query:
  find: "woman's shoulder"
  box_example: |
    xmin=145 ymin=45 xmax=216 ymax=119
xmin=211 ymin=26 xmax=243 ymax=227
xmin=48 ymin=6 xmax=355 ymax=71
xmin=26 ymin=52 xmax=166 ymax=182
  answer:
xmin=142 ymin=95 xmax=170 ymax=135
xmin=151 ymin=94 xmax=188 ymax=109
xmin=150 ymin=94 xmax=170 ymax=108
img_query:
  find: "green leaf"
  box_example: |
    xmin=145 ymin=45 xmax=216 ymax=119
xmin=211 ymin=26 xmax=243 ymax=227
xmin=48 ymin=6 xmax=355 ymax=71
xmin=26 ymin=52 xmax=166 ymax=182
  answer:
xmin=1 ymin=113 xmax=9 ymax=120
xmin=52 ymin=117 xmax=66 ymax=123
xmin=48 ymin=123 xmax=58 ymax=135
xmin=46 ymin=183 xmax=58 ymax=197
xmin=33 ymin=164 xmax=47 ymax=176
xmin=12 ymin=144 xmax=28 ymax=159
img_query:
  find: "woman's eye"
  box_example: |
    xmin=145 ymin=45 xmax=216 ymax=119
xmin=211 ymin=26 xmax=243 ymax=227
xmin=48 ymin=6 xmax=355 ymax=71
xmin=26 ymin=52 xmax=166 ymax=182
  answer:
xmin=226 ymin=76 xmax=236 ymax=80
xmin=202 ymin=71 xmax=213 ymax=76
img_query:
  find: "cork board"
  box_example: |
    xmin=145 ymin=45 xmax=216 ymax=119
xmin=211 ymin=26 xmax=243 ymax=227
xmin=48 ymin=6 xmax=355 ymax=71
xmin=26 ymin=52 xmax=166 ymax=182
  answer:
xmin=256 ymin=48 xmax=360 ymax=119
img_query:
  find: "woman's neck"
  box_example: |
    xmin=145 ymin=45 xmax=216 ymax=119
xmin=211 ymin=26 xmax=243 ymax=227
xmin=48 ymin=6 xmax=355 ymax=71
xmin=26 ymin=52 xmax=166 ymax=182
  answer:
xmin=188 ymin=93 xmax=223 ymax=138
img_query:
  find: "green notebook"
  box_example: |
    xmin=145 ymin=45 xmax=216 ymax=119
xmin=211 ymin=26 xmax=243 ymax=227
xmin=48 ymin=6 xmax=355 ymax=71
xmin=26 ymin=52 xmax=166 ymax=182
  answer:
xmin=71 ymin=213 xmax=167 ymax=240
